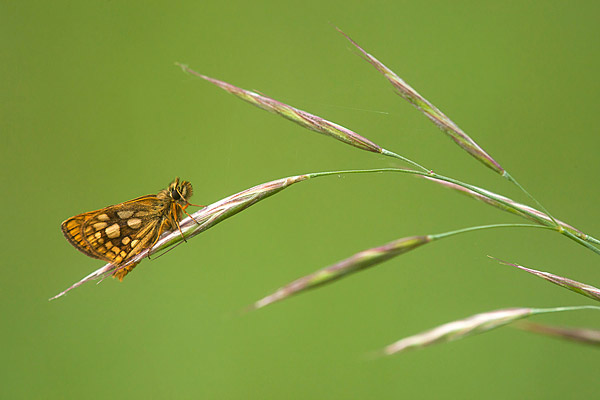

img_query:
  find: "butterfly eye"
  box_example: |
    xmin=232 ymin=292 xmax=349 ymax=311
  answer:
xmin=172 ymin=190 xmax=181 ymax=201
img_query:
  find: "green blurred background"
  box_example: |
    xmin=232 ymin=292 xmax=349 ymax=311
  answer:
xmin=2 ymin=1 xmax=599 ymax=398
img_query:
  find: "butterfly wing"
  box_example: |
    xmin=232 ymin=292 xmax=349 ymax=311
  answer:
xmin=61 ymin=195 xmax=170 ymax=268
xmin=62 ymin=210 xmax=107 ymax=261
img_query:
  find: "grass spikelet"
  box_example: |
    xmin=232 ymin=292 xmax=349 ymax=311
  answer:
xmin=493 ymin=258 xmax=600 ymax=302
xmin=513 ymin=321 xmax=600 ymax=346
xmin=251 ymin=236 xmax=431 ymax=310
xmin=383 ymin=305 xmax=600 ymax=355
xmin=336 ymin=28 xmax=505 ymax=176
xmin=383 ymin=308 xmax=533 ymax=355
xmin=176 ymin=63 xmax=383 ymax=154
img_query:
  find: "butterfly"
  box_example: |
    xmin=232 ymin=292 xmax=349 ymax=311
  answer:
xmin=61 ymin=178 xmax=199 ymax=280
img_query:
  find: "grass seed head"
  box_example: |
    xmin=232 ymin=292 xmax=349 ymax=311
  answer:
xmin=252 ymin=235 xmax=431 ymax=309
xmin=337 ymin=28 xmax=504 ymax=175
xmin=177 ymin=63 xmax=382 ymax=153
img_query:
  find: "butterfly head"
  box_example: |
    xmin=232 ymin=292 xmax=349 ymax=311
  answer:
xmin=168 ymin=177 xmax=193 ymax=205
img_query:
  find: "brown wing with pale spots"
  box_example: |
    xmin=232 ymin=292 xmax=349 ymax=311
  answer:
xmin=61 ymin=195 xmax=170 ymax=267
xmin=61 ymin=210 xmax=107 ymax=260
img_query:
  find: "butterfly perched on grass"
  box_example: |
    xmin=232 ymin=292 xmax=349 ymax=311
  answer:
xmin=61 ymin=178 xmax=200 ymax=280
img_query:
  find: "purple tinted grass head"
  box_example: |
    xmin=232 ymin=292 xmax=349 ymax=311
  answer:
xmin=513 ymin=321 xmax=600 ymax=346
xmin=176 ymin=63 xmax=382 ymax=154
xmin=493 ymin=258 xmax=600 ymax=302
xmin=336 ymin=28 xmax=505 ymax=176
xmin=251 ymin=235 xmax=431 ymax=310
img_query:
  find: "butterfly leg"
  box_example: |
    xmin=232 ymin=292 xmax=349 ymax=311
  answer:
xmin=181 ymin=203 xmax=203 ymax=227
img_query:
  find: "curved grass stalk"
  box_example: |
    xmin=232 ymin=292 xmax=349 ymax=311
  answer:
xmin=53 ymin=166 xmax=588 ymax=301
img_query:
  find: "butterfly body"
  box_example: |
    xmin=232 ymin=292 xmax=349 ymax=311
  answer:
xmin=61 ymin=178 xmax=194 ymax=280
